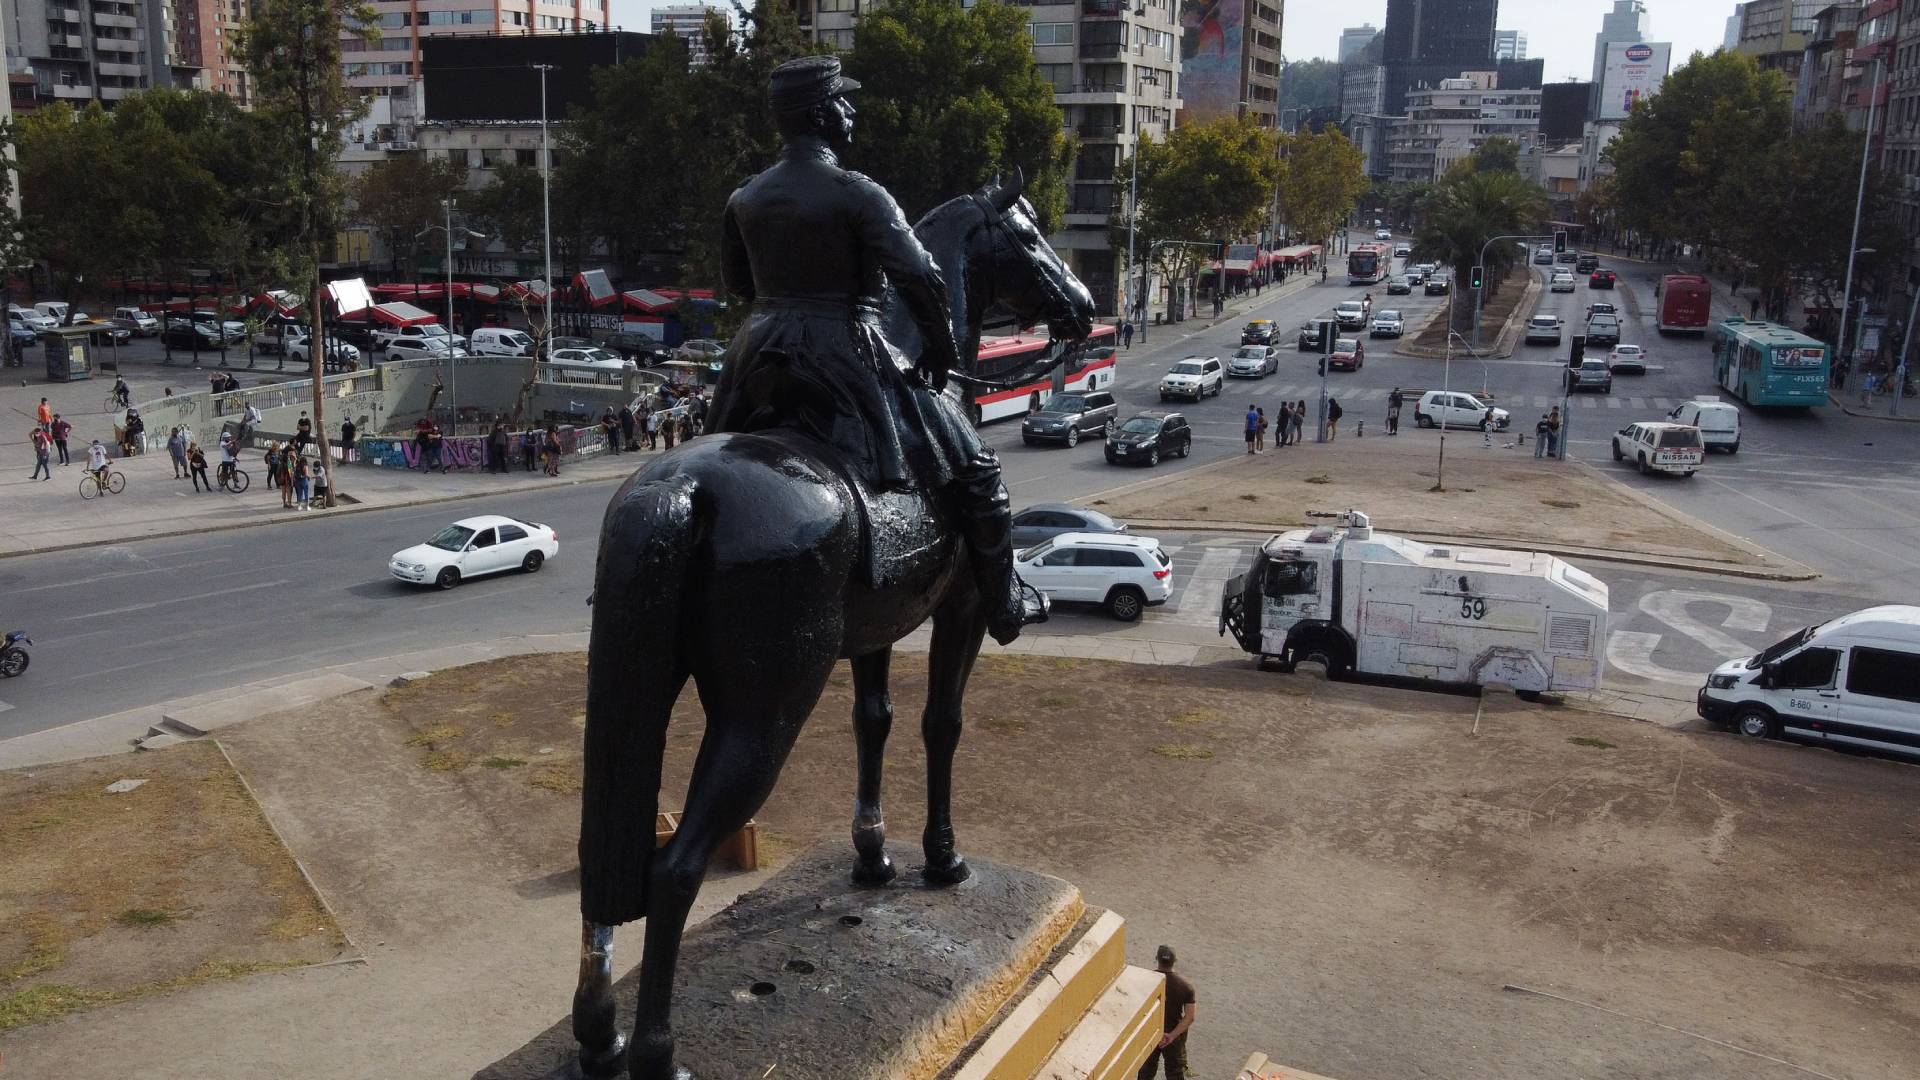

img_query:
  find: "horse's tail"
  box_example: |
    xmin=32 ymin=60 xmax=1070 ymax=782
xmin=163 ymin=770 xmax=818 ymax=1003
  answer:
xmin=578 ymin=472 xmax=700 ymax=926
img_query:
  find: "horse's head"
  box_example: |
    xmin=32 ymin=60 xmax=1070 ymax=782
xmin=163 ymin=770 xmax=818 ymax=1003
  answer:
xmin=917 ymin=169 xmax=1096 ymax=347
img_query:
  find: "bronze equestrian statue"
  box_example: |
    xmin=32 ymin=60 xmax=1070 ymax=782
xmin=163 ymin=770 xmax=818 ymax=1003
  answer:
xmin=562 ymin=56 xmax=1097 ymax=1079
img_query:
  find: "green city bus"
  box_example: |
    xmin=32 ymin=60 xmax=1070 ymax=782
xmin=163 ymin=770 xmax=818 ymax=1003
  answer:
xmin=1713 ymin=318 xmax=1829 ymax=407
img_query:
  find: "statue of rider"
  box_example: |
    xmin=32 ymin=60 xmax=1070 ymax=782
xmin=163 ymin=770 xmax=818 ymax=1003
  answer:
xmin=706 ymin=56 xmax=1046 ymax=644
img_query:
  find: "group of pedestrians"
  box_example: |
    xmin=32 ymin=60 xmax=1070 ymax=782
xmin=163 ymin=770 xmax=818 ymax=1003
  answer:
xmin=1533 ymin=407 xmax=1563 ymax=459
xmin=601 ymin=390 xmax=707 ymax=456
xmin=260 ymin=440 xmax=325 ymax=509
xmin=1242 ymin=399 xmax=1319 ymax=451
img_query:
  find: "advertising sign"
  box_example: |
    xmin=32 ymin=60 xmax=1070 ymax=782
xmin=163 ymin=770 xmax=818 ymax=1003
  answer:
xmin=1600 ymin=41 xmax=1671 ymax=120
xmin=1178 ymin=0 xmax=1246 ymax=125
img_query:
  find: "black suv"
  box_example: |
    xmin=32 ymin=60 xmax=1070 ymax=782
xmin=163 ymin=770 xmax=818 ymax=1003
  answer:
xmin=602 ymin=331 xmax=670 ymax=364
xmin=1575 ymin=253 xmax=1598 ymax=274
xmin=1022 ymin=389 xmax=1119 ymax=448
xmin=1296 ymin=320 xmax=1325 ymax=352
xmin=1423 ymin=273 xmax=1451 ymax=296
xmin=1105 ymin=411 xmax=1190 ymax=466
xmin=1585 ymin=313 xmax=1622 ymax=347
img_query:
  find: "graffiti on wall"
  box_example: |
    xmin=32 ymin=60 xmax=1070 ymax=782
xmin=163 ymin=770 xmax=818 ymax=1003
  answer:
xmin=352 ymin=425 xmax=602 ymax=471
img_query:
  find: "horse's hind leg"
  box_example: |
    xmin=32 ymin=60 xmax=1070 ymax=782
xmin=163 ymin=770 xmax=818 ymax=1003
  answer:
xmin=627 ymin=653 xmax=839 ymax=1080
xmin=921 ymin=592 xmax=987 ymax=886
xmin=849 ymin=648 xmax=897 ymax=884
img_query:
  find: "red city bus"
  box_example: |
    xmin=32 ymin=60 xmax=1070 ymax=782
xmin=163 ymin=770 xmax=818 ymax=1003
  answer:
xmin=969 ymin=324 xmax=1118 ymax=424
xmin=1658 ymin=274 xmax=1713 ymax=334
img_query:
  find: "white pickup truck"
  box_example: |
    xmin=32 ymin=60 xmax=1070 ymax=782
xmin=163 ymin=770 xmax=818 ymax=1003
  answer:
xmin=1219 ymin=510 xmax=1609 ymax=698
xmin=375 ymin=323 xmax=468 ymax=359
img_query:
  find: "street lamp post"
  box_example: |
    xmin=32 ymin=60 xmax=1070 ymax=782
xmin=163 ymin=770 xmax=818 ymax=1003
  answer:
xmin=1837 ymin=56 xmax=1883 ymax=389
xmin=420 ymin=203 xmax=487 ymax=430
xmin=534 ymin=63 xmax=555 ymax=342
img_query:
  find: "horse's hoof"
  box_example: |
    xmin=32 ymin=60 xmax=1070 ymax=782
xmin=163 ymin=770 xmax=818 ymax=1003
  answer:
xmin=572 ymin=1033 xmax=627 ymax=1079
xmin=851 ymin=852 xmax=897 ymax=886
xmin=921 ymin=854 xmax=971 ymax=887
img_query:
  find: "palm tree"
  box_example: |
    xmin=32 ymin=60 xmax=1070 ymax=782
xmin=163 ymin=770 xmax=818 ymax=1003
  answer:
xmin=1414 ymin=170 xmax=1547 ymax=334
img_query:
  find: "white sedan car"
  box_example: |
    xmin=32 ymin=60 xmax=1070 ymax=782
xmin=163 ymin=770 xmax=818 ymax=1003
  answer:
xmin=390 ymin=515 xmax=558 ymax=589
xmin=550 ymin=346 xmax=634 ymax=370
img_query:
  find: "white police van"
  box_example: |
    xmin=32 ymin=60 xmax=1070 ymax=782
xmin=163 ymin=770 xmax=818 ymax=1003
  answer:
xmin=1698 ymin=606 xmax=1920 ymax=755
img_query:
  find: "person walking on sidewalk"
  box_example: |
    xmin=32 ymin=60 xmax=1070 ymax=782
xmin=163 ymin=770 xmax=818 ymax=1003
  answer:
xmin=645 ymin=408 xmax=660 ymax=450
xmin=278 ymin=447 xmax=295 ymax=506
xmin=1277 ymin=401 xmax=1293 ymax=447
xmin=520 ymin=428 xmax=539 ymax=472
xmin=1136 ymin=944 xmax=1197 ymax=1080
xmin=1256 ymin=406 xmax=1268 ymax=451
xmin=543 ymin=424 xmax=563 ymax=477
xmin=1386 ymin=388 xmax=1403 ymax=435
xmin=168 ymin=427 xmax=189 ymax=478
xmin=1121 ymin=320 xmax=1134 ymax=349
xmin=1244 ymin=405 xmax=1259 ymax=454
xmin=30 ymin=427 xmax=52 ymax=480
xmin=618 ymin=405 xmax=637 ymax=452
xmin=1327 ymin=397 xmax=1344 ymax=441
xmin=52 ymin=415 xmax=71 ymax=465
xmin=339 ymin=418 xmax=357 ymax=464
xmin=293 ymin=456 xmax=311 ymax=510
xmin=487 ymin=421 xmax=509 ymax=474
xmin=1292 ymin=399 xmax=1307 ymax=444
xmin=188 ymin=442 xmax=212 ymax=493
xmin=36 ymin=398 xmax=52 ymax=432
xmin=601 ymin=407 xmax=622 ymax=455
xmin=1546 ymin=407 xmax=1562 ymax=458
xmin=1534 ymin=414 xmax=1552 ymax=458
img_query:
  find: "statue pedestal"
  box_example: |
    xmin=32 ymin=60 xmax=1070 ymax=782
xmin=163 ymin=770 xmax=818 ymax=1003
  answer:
xmin=478 ymin=844 xmax=1163 ymax=1080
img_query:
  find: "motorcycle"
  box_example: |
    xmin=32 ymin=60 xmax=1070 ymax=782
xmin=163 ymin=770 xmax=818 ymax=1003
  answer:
xmin=1 ymin=630 xmax=30 ymax=677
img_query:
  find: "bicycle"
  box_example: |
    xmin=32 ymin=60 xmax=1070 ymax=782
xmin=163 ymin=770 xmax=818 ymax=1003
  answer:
xmin=218 ymin=463 xmax=250 ymax=494
xmin=79 ymin=469 xmax=125 ymax=499
xmin=103 ymin=390 xmax=130 ymax=412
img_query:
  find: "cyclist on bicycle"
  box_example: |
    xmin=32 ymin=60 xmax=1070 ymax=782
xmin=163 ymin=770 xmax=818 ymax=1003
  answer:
xmin=111 ymin=377 xmax=130 ymax=409
xmin=217 ymin=432 xmax=239 ymax=486
xmin=86 ymin=439 xmax=109 ymax=486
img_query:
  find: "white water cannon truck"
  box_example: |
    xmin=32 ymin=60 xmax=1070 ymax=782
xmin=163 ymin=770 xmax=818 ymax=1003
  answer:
xmin=1218 ymin=511 xmax=1610 ymax=699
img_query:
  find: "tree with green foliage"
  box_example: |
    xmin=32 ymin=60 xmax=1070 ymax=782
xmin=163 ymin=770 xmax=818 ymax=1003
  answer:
xmin=240 ymin=0 xmax=376 ymax=505
xmin=1413 ymin=168 xmax=1546 ymax=334
xmin=1274 ymin=127 xmax=1368 ymax=255
xmin=351 ymin=155 xmax=469 ymax=278
xmin=1461 ymin=136 xmax=1521 ymax=175
xmin=845 ymin=0 xmax=1072 ymax=229
xmin=1604 ymin=49 xmax=1792 ymax=256
xmin=1278 ymin=58 xmax=1342 ymax=114
xmin=1131 ymin=116 xmax=1283 ymax=320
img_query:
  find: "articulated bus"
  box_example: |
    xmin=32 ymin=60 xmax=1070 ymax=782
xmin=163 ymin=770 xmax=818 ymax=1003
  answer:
xmin=970 ymin=323 xmax=1118 ymax=424
xmin=1347 ymin=243 xmax=1391 ymax=285
xmin=1714 ymin=318 xmax=1829 ymax=407
xmin=1658 ymin=274 xmax=1713 ymax=333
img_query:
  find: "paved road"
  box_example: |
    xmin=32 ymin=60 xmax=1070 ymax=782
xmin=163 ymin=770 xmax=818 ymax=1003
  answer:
xmin=0 ymin=477 xmax=1888 ymax=741
xmin=984 ymin=234 xmax=1920 ymax=588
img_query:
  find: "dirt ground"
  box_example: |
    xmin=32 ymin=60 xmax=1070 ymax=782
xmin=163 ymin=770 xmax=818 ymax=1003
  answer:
xmin=0 ymin=741 xmax=348 ymax=1032
xmin=1094 ymin=433 xmax=1764 ymax=567
xmin=1408 ymin=263 xmax=1529 ymax=352
xmin=291 ymin=652 xmax=1920 ymax=1080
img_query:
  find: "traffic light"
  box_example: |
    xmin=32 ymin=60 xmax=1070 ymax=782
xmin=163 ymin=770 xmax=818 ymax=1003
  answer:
xmin=1318 ymin=356 xmax=1327 ymax=377
xmin=1554 ymin=230 xmax=1568 ymax=254
xmin=1568 ymin=335 xmax=1586 ymax=369
xmin=1469 ymin=264 xmax=1485 ymax=291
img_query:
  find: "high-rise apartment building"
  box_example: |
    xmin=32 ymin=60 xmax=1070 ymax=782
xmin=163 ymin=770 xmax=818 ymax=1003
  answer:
xmin=1339 ymin=24 xmax=1377 ymax=63
xmin=1377 ymin=0 xmax=1504 ymax=115
xmin=1177 ymin=0 xmax=1283 ymax=128
xmin=1591 ymin=0 xmax=1649 ymax=83
xmin=1386 ymin=74 xmax=1541 ymax=182
xmin=651 ymin=3 xmax=725 ymax=67
xmin=1493 ymin=29 xmax=1525 ymax=61
xmin=341 ymin=0 xmax=609 ymax=95
xmin=167 ymin=0 xmax=251 ymax=103
xmin=0 ymin=0 xmax=199 ymax=105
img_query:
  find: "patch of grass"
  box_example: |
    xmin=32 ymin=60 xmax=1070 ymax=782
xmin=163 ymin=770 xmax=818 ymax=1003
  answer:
xmin=1304 ymin=474 xmax=1331 ymax=485
xmin=1035 ymin=694 xmax=1077 ymax=708
xmin=0 ymin=984 xmax=118 ymax=1032
xmin=1568 ymin=736 xmax=1616 ymax=749
xmin=1542 ymin=499 xmax=1581 ymax=509
xmin=421 ymin=749 xmax=471 ymax=772
xmin=491 ymin=712 xmax=516 ymax=728
xmin=982 ymin=716 xmax=1028 ymax=734
xmin=481 ymin=756 xmax=527 ymax=770
xmin=530 ymin=765 xmax=584 ymax=794
xmin=404 ymin=723 xmax=465 ymax=748
xmin=1169 ymin=709 xmax=1219 ymax=726
xmin=1152 ymin=743 xmax=1215 ymax=760
xmin=115 ymin=908 xmax=178 ymax=927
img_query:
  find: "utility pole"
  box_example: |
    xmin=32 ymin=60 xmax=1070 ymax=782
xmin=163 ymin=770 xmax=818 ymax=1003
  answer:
xmin=1837 ymin=55 xmax=1882 ymax=389
xmin=1315 ymin=318 xmax=1332 ymax=443
xmin=535 ymin=63 xmax=555 ymax=342
xmin=299 ymin=22 xmax=334 ymax=507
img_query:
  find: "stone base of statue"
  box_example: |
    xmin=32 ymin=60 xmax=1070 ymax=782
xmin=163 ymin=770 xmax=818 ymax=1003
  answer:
xmin=477 ymin=844 xmax=1164 ymax=1080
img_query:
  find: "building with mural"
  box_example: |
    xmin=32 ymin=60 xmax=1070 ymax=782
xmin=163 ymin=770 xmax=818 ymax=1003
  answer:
xmin=1177 ymin=0 xmax=1282 ymax=128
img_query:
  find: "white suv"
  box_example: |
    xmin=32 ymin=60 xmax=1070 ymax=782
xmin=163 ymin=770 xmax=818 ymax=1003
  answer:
xmin=1413 ymin=390 xmax=1510 ymax=430
xmin=378 ymin=323 xmax=469 ymax=358
xmin=1016 ymin=532 xmax=1173 ymax=622
xmin=1612 ymin=421 xmax=1704 ymax=477
xmin=1159 ymin=356 xmax=1223 ymax=401
xmin=1524 ymin=314 xmax=1563 ymax=345
xmin=1550 ymin=270 xmax=1576 ymax=292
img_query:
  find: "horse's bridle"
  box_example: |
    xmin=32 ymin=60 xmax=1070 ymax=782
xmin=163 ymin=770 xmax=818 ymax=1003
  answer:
xmin=947 ymin=192 xmax=1080 ymax=392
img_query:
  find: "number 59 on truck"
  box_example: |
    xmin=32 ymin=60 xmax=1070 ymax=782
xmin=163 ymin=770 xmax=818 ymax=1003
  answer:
xmin=1218 ymin=511 xmax=1610 ymax=698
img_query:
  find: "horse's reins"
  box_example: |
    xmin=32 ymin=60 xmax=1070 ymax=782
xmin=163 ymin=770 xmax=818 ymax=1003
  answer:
xmin=944 ymin=192 xmax=1082 ymax=392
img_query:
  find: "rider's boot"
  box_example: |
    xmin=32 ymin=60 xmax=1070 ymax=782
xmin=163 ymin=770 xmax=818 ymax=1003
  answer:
xmin=953 ymin=454 xmax=1048 ymax=646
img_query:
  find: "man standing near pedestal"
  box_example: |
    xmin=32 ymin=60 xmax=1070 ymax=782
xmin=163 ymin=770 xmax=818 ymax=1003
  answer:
xmin=1139 ymin=944 xmax=1196 ymax=1079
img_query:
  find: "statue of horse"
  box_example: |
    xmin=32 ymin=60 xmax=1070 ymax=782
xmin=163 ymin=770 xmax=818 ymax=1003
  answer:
xmin=562 ymin=172 xmax=1098 ymax=1080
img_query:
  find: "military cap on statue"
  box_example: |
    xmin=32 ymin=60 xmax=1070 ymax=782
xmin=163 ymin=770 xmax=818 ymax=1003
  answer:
xmin=768 ymin=55 xmax=862 ymax=112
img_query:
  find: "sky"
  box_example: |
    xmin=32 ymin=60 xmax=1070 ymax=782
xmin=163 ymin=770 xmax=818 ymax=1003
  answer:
xmin=608 ymin=1 xmax=1734 ymax=84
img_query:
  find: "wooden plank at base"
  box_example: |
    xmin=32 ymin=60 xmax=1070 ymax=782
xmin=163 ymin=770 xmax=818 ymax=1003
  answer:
xmin=952 ymin=909 xmax=1129 ymax=1080
xmin=1034 ymin=965 xmax=1164 ymax=1080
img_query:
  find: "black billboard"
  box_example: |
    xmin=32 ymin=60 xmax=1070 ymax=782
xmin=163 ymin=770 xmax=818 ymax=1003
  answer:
xmin=422 ymin=32 xmax=656 ymax=123
xmin=1541 ymin=83 xmax=1593 ymax=143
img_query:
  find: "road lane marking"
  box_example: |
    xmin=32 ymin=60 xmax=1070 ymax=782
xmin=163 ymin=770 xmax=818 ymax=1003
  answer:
xmin=1167 ymin=547 xmax=1240 ymax=626
xmin=1698 ymin=475 xmax=1920 ymax=572
xmin=1639 ymin=590 xmax=1771 ymax=658
xmin=61 ymin=579 xmax=291 ymax=622
xmin=1605 ymin=630 xmax=1709 ymax=685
